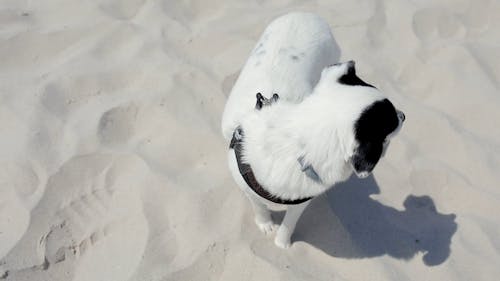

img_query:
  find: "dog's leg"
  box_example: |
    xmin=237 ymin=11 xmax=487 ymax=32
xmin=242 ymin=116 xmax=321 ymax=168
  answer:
xmin=245 ymin=192 xmax=277 ymax=235
xmin=275 ymin=201 xmax=310 ymax=248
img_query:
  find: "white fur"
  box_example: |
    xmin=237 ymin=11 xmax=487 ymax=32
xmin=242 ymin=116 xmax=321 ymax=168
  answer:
xmin=238 ymin=65 xmax=388 ymax=198
xmin=221 ymin=12 xmax=339 ymax=141
xmin=221 ymin=13 xmax=400 ymax=248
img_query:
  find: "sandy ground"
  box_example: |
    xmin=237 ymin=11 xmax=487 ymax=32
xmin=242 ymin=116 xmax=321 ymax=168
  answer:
xmin=1 ymin=0 xmax=500 ymax=280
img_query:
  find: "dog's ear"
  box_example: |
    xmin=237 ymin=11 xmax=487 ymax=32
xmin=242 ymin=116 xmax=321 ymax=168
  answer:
xmin=351 ymin=141 xmax=383 ymax=178
xmin=337 ymin=60 xmax=376 ymax=88
xmin=351 ymin=99 xmax=399 ymax=178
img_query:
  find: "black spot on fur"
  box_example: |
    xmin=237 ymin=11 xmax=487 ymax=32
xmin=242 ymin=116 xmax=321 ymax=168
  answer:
xmin=256 ymin=93 xmax=264 ymax=109
xmin=338 ymin=61 xmax=376 ymax=88
xmin=352 ymin=99 xmax=399 ymax=174
xmin=255 ymin=93 xmax=279 ymax=110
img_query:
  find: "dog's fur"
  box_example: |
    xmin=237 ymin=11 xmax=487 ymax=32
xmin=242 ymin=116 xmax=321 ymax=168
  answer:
xmin=221 ymin=13 xmax=404 ymax=248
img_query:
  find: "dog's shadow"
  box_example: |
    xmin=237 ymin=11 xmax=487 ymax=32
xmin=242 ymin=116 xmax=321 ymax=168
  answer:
xmin=292 ymin=175 xmax=457 ymax=266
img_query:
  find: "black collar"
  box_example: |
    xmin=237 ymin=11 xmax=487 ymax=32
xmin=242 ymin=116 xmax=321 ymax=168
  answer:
xmin=230 ymin=127 xmax=312 ymax=205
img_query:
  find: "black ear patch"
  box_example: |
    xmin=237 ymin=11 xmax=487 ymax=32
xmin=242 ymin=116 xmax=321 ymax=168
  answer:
xmin=351 ymin=142 xmax=383 ymax=175
xmin=352 ymin=99 xmax=399 ymax=175
xmin=338 ymin=62 xmax=376 ymax=88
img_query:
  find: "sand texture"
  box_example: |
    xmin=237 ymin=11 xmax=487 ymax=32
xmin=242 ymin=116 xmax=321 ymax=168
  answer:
xmin=1 ymin=0 xmax=500 ymax=280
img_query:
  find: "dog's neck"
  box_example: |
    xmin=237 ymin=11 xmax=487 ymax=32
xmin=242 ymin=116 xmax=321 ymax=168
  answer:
xmin=239 ymin=100 xmax=354 ymax=199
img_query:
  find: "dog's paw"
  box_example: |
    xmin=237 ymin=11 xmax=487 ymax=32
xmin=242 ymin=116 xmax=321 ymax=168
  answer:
xmin=274 ymin=236 xmax=291 ymax=249
xmin=255 ymin=219 xmax=277 ymax=235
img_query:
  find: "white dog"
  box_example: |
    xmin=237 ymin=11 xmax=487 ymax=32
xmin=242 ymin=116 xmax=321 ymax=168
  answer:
xmin=221 ymin=13 xmax=405 ymax=248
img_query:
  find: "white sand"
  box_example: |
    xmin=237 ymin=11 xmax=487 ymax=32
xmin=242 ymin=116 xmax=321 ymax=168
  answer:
xmin=1 ymin=1 xmax=499 ymax=280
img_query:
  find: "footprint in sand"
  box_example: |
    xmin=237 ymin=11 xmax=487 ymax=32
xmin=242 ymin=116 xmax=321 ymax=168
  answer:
xmin=0 ymin=154 xmax=149 ymax=281
xmin=98 ymin=104 xmax=139 ymax=146
xmin=412 ymin=8 xmax=465 ymax=42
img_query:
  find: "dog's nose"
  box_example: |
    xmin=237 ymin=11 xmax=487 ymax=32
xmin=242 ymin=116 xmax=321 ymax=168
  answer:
xmin=398 ymin=111 xmax=405 ymax=122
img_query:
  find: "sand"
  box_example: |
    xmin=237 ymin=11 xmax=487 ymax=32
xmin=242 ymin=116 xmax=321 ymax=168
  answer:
xmin=1 ymin=0 xmax=499 ymax=280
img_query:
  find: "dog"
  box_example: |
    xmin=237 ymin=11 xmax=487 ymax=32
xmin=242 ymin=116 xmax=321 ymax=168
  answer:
xmin=221 ymin=13 xmax=405 ymax=248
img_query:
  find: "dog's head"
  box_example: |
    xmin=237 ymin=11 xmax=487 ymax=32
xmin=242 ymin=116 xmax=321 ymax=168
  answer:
xmin=351 ymin=97 xmax=404 ymax=178
xmin=315 ymin=61 xmax=405 ymax=179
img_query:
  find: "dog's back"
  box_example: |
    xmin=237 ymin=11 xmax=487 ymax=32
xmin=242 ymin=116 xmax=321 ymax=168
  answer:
xmin=221 ymin=12 xmax=340 ymax=141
